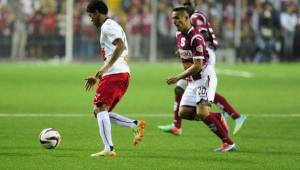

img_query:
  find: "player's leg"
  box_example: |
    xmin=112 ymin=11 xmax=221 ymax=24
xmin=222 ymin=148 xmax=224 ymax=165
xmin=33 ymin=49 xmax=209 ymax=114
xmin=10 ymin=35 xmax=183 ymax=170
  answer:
xmin=214 ymin=92 xmax=240 ymax=119
xmin=173 ymin=86 xmax=184 ymax=129
xmin=109 ymin=112 xmax=138 ymax=128
xmin=108 ymin=98 xmax=138 ymax=128
xmin=107 ymin=73 xmax=145 ymax=145
xmin=214 ymin=93 xmax=247 ymax=135
xmin=158 ymin=79 xmax=187 ymax=135
xmin=109 ymin=111 xmax=146 ymax=146
xmin=210 ymin=111 xmax=229 ymax=133
xmin=197 ymin=67 xmax=236 ymax=152
xmin=90 ymin=74 xmax=127 ymax=157
xmin=91 ymin=104 xmax=116 ymax=157
xmin=197 ymin=102 xmax=236 ymax=152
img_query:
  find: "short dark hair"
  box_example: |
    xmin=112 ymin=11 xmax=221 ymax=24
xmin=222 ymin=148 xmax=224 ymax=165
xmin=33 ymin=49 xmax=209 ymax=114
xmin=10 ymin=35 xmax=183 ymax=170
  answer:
xmin=172 ymin=6 xmax=189 ymax=13
xmin=86 ymin=0 xmax=108 ymax=15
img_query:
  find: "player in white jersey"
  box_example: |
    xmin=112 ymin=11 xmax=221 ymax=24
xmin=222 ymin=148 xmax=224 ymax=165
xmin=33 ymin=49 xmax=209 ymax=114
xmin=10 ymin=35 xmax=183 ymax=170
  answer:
xmin=84 ymin=0 xmax=145 ymax=157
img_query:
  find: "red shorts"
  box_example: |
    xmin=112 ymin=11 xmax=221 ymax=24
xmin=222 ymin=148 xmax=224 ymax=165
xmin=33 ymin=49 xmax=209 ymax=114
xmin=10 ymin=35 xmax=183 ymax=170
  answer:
xmin=93 ymin=73 xmax=130 ymax=111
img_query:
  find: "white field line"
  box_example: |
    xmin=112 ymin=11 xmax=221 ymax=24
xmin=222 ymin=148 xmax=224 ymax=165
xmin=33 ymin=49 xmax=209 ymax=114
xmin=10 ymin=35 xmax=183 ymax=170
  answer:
xmin=216 ymin=68 xmax=253 ymax=78
xmin=0 ymin=113 xmax=300 ymax=118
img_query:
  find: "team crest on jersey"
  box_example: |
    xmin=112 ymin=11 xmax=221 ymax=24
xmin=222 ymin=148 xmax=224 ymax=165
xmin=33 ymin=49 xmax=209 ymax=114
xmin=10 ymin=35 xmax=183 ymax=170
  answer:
xmin=196 ymin=45 xmax=203 ymax=52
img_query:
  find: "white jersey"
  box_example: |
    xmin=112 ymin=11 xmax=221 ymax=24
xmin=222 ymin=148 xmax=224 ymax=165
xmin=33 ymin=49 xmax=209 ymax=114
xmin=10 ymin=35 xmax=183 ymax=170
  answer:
xmin=100 ymin=18 xmax=130 ymax=77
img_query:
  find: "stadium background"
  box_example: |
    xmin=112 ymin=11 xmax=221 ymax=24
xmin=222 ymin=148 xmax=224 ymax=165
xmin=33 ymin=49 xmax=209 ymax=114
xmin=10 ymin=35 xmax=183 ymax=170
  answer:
xmin=1 ymin=0 xmax=300 ymax=170
xmin=1 ymin=0 xmax=300 ymax=63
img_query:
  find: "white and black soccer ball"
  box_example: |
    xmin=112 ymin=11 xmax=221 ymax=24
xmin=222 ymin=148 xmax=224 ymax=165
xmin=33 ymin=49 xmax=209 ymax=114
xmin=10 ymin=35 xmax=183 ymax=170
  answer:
xmin=39 ymin=128 xmax=61 ymax=149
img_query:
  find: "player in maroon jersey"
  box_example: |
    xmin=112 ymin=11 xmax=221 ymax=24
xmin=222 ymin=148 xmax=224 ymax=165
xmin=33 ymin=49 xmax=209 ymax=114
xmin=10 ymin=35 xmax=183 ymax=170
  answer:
xmin=166 ymin=7 xmax=236 ymax=152
xmin=158 ymin=0 xmax=246 ymax=136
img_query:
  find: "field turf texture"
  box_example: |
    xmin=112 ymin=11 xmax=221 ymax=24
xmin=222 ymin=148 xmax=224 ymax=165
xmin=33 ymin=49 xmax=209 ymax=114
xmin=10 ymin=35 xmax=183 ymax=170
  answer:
xmin=0 ymin=63 xmax=300 ymax=170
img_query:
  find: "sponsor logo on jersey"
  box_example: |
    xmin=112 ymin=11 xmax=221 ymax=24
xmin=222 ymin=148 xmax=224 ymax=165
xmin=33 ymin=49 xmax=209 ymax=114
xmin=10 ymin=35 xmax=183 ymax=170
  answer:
xmin=178 ymin=49 xmax=193 ymax=59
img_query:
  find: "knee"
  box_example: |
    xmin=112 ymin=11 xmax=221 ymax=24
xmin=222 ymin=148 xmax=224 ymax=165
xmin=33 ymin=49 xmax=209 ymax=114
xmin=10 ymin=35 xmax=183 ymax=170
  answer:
xmin=174 ymin=86 xmax=185 ymax=96
xmin=93 ymin=103 xmax=108 ymax=117
xmin=196 ymin=102 xmax=211 ymax=118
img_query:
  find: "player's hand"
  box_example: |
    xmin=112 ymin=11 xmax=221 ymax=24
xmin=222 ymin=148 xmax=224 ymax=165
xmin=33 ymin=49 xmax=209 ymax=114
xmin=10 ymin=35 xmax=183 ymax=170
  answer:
xmin=84 ymin=76 xmax=97 ymax=91
xmin=95 ymin=65 xmax=109 ymax=79
xmin=166 ymin=76 xmax=179 ymax=85
xmin=95 ymin=70 xmax=104 ymax=79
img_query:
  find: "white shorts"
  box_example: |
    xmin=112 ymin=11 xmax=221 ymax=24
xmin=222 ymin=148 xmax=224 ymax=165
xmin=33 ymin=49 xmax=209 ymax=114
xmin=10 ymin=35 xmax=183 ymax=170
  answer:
xmin=180 ymin=65 xmax=217 ymax=107
xmin=176 ymin=79 xmax=188 ymax=90
xmin=176 ymin=47 xmax=216 ymax=91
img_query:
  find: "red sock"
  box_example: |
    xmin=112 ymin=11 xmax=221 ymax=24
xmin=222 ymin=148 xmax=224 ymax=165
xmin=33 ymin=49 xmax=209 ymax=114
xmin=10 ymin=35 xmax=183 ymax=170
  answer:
xmin=173 ymin=94 xmax=182 ymax=128
xmin=210 ymin=112 xmax=228 ymax=134
xmin=203 ymin=114 xmax=233 ymax=145
xmin=214 ymin=93 xmax=240 ymax=120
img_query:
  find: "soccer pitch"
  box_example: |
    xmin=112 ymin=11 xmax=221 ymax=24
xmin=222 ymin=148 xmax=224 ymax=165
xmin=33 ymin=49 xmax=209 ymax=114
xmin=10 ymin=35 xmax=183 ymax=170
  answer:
xmin=0 ymin=63 xmax=300 ymax=170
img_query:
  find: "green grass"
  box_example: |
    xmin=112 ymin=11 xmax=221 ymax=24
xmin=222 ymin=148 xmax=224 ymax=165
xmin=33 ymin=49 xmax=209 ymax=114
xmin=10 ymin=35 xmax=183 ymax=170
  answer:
xmin=0 ymin=63 xmax=300 ymax=170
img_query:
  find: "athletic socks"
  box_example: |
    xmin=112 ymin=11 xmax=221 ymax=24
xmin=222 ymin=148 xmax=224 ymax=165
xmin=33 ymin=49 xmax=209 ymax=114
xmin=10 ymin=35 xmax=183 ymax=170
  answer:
xmin=203 ymin=114 xmax=234 ymax=145
xmin=173 ymin=94 xmax=182 ymax=128
xmin=108 ymin=112 xmax=137 ymax=129
xmin=97 ymin=111 xmax=114 ymax=151
xmin=214 ymin=93 xmax=240 ymax=120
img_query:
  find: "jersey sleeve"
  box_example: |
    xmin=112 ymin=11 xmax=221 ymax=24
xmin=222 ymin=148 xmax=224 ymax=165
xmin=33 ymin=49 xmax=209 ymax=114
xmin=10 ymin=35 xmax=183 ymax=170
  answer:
xmin=190 ymin=12 xmax=208 ymax=32
xmin=191 ymin=34 xmax=205 ymax=60
xmin=102 ymin=25 xmax=123 ymax=44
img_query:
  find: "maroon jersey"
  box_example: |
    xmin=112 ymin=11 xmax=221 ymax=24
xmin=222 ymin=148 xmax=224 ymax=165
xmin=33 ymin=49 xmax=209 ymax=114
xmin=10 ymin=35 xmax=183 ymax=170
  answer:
xmin=190 ymin=10 xmax=219 ymax=50
xmin=176 ymin=27 xmax=209 ymax=81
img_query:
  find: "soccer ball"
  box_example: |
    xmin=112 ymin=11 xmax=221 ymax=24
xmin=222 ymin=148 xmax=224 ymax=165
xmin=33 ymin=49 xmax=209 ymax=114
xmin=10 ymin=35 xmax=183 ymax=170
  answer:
xmin=39 ymin=128 xmax=61 ymax=149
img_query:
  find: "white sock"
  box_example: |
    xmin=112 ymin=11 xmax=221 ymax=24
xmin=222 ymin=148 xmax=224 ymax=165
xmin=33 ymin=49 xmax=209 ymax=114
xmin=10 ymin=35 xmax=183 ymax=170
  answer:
xmin=96 ymin=111 xmax=113 ymax=151
xmin=109 ymin=112 xmax=137 ymax=129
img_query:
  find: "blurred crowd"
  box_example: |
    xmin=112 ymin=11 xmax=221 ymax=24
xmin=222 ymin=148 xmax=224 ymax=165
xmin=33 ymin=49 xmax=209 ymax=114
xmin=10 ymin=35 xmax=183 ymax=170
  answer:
xmin=237 ymin=0 xmax=300 ymax=62
xmin=1 ymin=0 xmax=300 ymax=63
xmin=0 ymin=0 xmax=97 ymax=60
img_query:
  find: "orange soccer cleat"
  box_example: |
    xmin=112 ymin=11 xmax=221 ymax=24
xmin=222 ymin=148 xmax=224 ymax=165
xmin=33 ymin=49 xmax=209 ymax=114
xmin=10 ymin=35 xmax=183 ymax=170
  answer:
xmin=133 ymin=120 xmax=146 ymax=145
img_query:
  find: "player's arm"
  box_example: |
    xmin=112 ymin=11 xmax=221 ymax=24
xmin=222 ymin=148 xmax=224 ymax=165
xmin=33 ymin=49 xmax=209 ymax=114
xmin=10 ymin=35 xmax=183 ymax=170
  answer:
xmin=166 ymin=59 xmax=202 ymax=85
xmin=84 ymin=39 xmax=125 ymax=91
xmin=194 ymin=19 xmax=210 ymax=41
xmin=167 ymin=33 xmax=205 ymax=85
xmin=95 ymin=38 xmax=125 ymax=78
xmin=190 ymin=14 xmax=211 ymax=42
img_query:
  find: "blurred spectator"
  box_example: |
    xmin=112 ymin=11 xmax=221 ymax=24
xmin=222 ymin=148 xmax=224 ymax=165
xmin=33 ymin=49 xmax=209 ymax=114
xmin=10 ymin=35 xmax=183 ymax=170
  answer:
xmin=238 ymin=19 xmax=255 ymax=62
xmin=11 ymin=2 xmax=27 ymax=59
xmin=254 ymin=2 xmax=278 ymax=63
xmin=280 ymin=1 xmax=298 ymax=61
xmin=79 ymin=13 xmax=96 ymax=59
xmin=0 ymin=3 xmax=13 ymax=58
xmin=40 ymin=10 xmax=56 ymax=58
xmin=141 ymin=4 xmax=152 ymax=58
xmin=194 ymin=0 xmax=209 ymax=16
xmin=126 ymin=7 xmax=142 ymax=59
xmin=293 ymin=21 xmax=300 ymax=61
xmin=27 ymin=9 xmax=43 ymax=58
xmin=72 ymin=1 xmax=82 ymax=58
xmin=157 ymin=2 xmax=176 ymax=57
xmin=222 ymin=0 xmax=235 ymax=48
xmin=54 ymin=0 xmax=66 ymax=58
